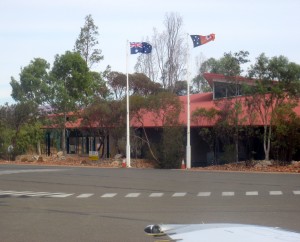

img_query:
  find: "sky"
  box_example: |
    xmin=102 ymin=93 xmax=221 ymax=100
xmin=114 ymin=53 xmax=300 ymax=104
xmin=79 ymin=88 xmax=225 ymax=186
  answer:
xmin=1 ymin=0 xmax=300 ymax=105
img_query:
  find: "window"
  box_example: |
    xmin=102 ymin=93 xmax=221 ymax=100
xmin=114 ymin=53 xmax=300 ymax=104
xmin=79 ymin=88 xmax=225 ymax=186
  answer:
xmin=214 ymin=82 xmax=243 ymax=99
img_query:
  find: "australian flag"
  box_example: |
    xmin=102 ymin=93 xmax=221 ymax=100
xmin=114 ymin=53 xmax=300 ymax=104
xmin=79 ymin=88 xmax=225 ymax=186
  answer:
xmin=190 ymin=34 xmax=215 ymax=48
xmin=130 ymin=42 xmax=152 ymax=54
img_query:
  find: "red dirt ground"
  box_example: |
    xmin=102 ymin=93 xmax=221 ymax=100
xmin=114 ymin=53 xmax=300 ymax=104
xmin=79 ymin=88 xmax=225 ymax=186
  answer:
xmin=1 ymin=154 xmax=300 ymax=173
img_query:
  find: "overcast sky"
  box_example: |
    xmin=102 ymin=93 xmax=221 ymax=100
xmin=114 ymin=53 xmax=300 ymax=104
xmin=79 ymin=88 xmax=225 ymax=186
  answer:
xmin=1 ymin=0 xmax=300 ymax=104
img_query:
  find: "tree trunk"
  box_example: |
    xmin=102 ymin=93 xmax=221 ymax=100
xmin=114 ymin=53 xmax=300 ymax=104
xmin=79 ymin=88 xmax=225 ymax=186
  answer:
xmin=62 ymin=127 xmax=66 ymax=155
xmin=264 ymin=124 xmax=272 ymax=161
xmin=37 ymin=141 xmax=41 ymax=155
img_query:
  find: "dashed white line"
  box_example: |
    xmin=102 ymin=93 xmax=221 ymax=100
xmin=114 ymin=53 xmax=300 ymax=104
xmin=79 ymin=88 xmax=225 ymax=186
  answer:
xmin=125 ymin=193 xmax=141 ymax=198
xmin=197 ymin=192 xmax=211 ymax=197
xmin=172 ymin=192 xmax=187 ymax=197
xmin=270 ymin=191 xmax=283 ymax=195
xmin=0 ymin=191 xmax=31 ymax=196
xmin=246 ymin=191 xmax=259 ymax=196
xmin=45 ymin=193 xmax=74 ymax=198
xmin=76 ymin=193 xmax=94 ymax=198
xmin=1 ymin=190 xmax=299 ymax=198
xmin=0 ymin=190 xmax=73 ymax=198
xmin=18 ymin=192 xmax=55 ymax=197
xmin=149 ymin=193 xmax=164 ymax=197
xmin=101 ymin=193 xmax=117 ymax=198
xmin=222 ymin=192 xmax=235 ymax=196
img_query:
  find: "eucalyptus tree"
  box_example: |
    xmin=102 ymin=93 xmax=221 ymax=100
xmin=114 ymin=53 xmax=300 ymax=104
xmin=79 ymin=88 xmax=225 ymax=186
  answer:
xmin=10 ymin=58 xmax=50 ymax=105
xmin=106 ymin=71 xmax=163 ymax=100
xmin=130 ymin=73 xmax=162 ymax=96
xmin=48 ymin=51 xmax=93 ymax=154
xmin=192 ymin=54 xmax=212 ymax=93
xmin=196 ymin=51 xmax=250 ymax=163
xmin=106 ymin=71 xmax=127 ymax=100
xmin=246 ymin=54 xmax=300 ymax=161
xmin=81 ymin=98 xmax=125 ymax=158
xmin=135 ymin=12 xmax=187 ymax=92
xmin=0 ymin=102 xmax=39 ymax=158
xmin=74 ymin=14 xmax=103 ymax=68
xmin=10 ymin=58 xmax=50 ymax=155
xmin=130 ymin=91 xmax=183 ymax=168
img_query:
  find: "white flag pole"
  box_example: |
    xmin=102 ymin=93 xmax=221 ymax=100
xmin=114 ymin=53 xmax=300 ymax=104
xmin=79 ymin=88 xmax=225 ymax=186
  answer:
xmin=186 ymin=33 xmax=191 ymax=169
xmin=126 ymin=40 xmax=131 ymax=167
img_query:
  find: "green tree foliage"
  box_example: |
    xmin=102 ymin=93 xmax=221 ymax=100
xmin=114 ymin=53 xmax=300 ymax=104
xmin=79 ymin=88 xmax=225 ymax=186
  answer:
xmin=49 ymin=51 xmax=93 ymax=110
xmin=74 ymin=14 xmax=108 ymax=100
xmin=106 ymin=71 xmax=163 ymax=99
xmin=191 ymin=75 xmax=212 ymax=93
xmin=129 ymin=95 xmax=159 ymax=162
xmin=10 ymin=58 xmax=50 ymax=105
xmin=106 ymin=71 xmax=127 ymax=100
xmin=0 ymin=103 xmax=42 ymax=159
xmin=246 ymin=53 xmax=300 ymax=161
xmin=145 ymin=92 xmax=183 ymax=168
xmin=174 ymin=80 xmax=187 ymax=96
xmin=74 ymin=14 xmax=103 ymax=68
xmin=200 ymin=51 xmax=249 ymax=76
xmin=192 ymin=54 xmax=211 ymax=93
xmin=196 ymin=51 xmax=250 ymax=163
xmin=82 ymin=98 xmax=125 ymax=157
xmin=90 ymin=71 xmax=110 ymax=100
xmin=198 ymin=51 xmax=250 ymax=98
xmin=272 ymin=103 xmax=300 ymax=163
xmin=48 ymin=51 xmax=93 ymax=154
xmin=158 ymin=125 xmax=184 ymax=168
xmin=147 ymin=92 xmax=182 ymax=126
xmin=0 ymin=107 xmax=14 ymax=159
xmin=130 ymin=73 xmax=162 ymax=96
xmin=192 ymin=107 xmax=218 ymax=163
xmin=9 ymin=58 xmax=50 ymax=157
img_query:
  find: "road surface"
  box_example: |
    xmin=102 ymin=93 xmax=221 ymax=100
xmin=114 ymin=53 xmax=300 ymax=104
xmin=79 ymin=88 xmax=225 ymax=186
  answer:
xmin=0 ymin=164 xmax=299 ymax=241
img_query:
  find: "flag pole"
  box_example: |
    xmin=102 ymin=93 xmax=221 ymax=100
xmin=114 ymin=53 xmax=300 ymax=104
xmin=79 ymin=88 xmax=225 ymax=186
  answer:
xmin=126 ymin=40 xmax=131 ymax=167
xmin=186 ymin=33 xmax=191 ymax=169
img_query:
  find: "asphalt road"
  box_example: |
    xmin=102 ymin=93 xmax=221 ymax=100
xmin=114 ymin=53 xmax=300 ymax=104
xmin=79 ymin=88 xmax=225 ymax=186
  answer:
xmin=0 ymin=164 xmax=299 ymax=242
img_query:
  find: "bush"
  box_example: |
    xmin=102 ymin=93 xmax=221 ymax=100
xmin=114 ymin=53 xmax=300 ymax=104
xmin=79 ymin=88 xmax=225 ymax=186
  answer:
xmin=157 ymin=126 xmax=184 ymax=169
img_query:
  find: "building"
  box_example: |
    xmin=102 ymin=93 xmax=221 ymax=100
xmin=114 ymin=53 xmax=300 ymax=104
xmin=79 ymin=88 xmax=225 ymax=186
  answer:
xmin=44 ymin=73 xmax=300 ymax=166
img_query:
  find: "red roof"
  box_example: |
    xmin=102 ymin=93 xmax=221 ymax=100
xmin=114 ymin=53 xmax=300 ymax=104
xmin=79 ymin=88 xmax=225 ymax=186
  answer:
xmin=203 ymin=73 xmax=257 ymax=88
xmin=45 ymin=73 xmax=300 ymax=129
xmin=133 ymin=73 xmax=300 ymax=128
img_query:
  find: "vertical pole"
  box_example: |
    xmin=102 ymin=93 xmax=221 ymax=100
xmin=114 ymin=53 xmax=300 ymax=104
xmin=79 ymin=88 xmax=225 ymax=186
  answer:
xmin=126 ymin=40 xmax=131 ymax=167
xmin=186 ymin=33 xmax=191 ymax=169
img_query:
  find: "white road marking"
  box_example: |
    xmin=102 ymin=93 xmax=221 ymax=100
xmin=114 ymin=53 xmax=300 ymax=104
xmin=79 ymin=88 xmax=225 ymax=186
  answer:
xmin=0 ymin=169 xmax=69 ymax=175
xmin=197 ymin=192 xmax=211 ymax=197
xmin=246 ymin=191 xmax=259 ymax=196
xmin=46 ymin=193 xmax=73 ymax=198
xmin=1 ymin=190 xmax=299 ymax=198
xmin=270 ymin=191 xmax=283 ymax=195
xmin=14 ymin=191 xmax=55 ymax=197
xmin=24 ymin=192 xmax=56 ymax=197
xmin=0 ymin=190 xmax=73 ymax=197
xmin=101 ymin=193 xmax=117 ymax=198
xmin=0 ymin=191 xmax=34 ymax=196
xmin=76 ymin=193 xmax=94 ymax=198
xmin=222 ymin=192 xmax=235 ymax=196
xmin=149 ymin=193 xmax=164 ymax=197
xmin=0 ymin=191 xmax=48 ymax=196
xmin=125 ymin=193 xmax=141 ymax=198
xmin=172 ymin=192 xmax=187 ymax=197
